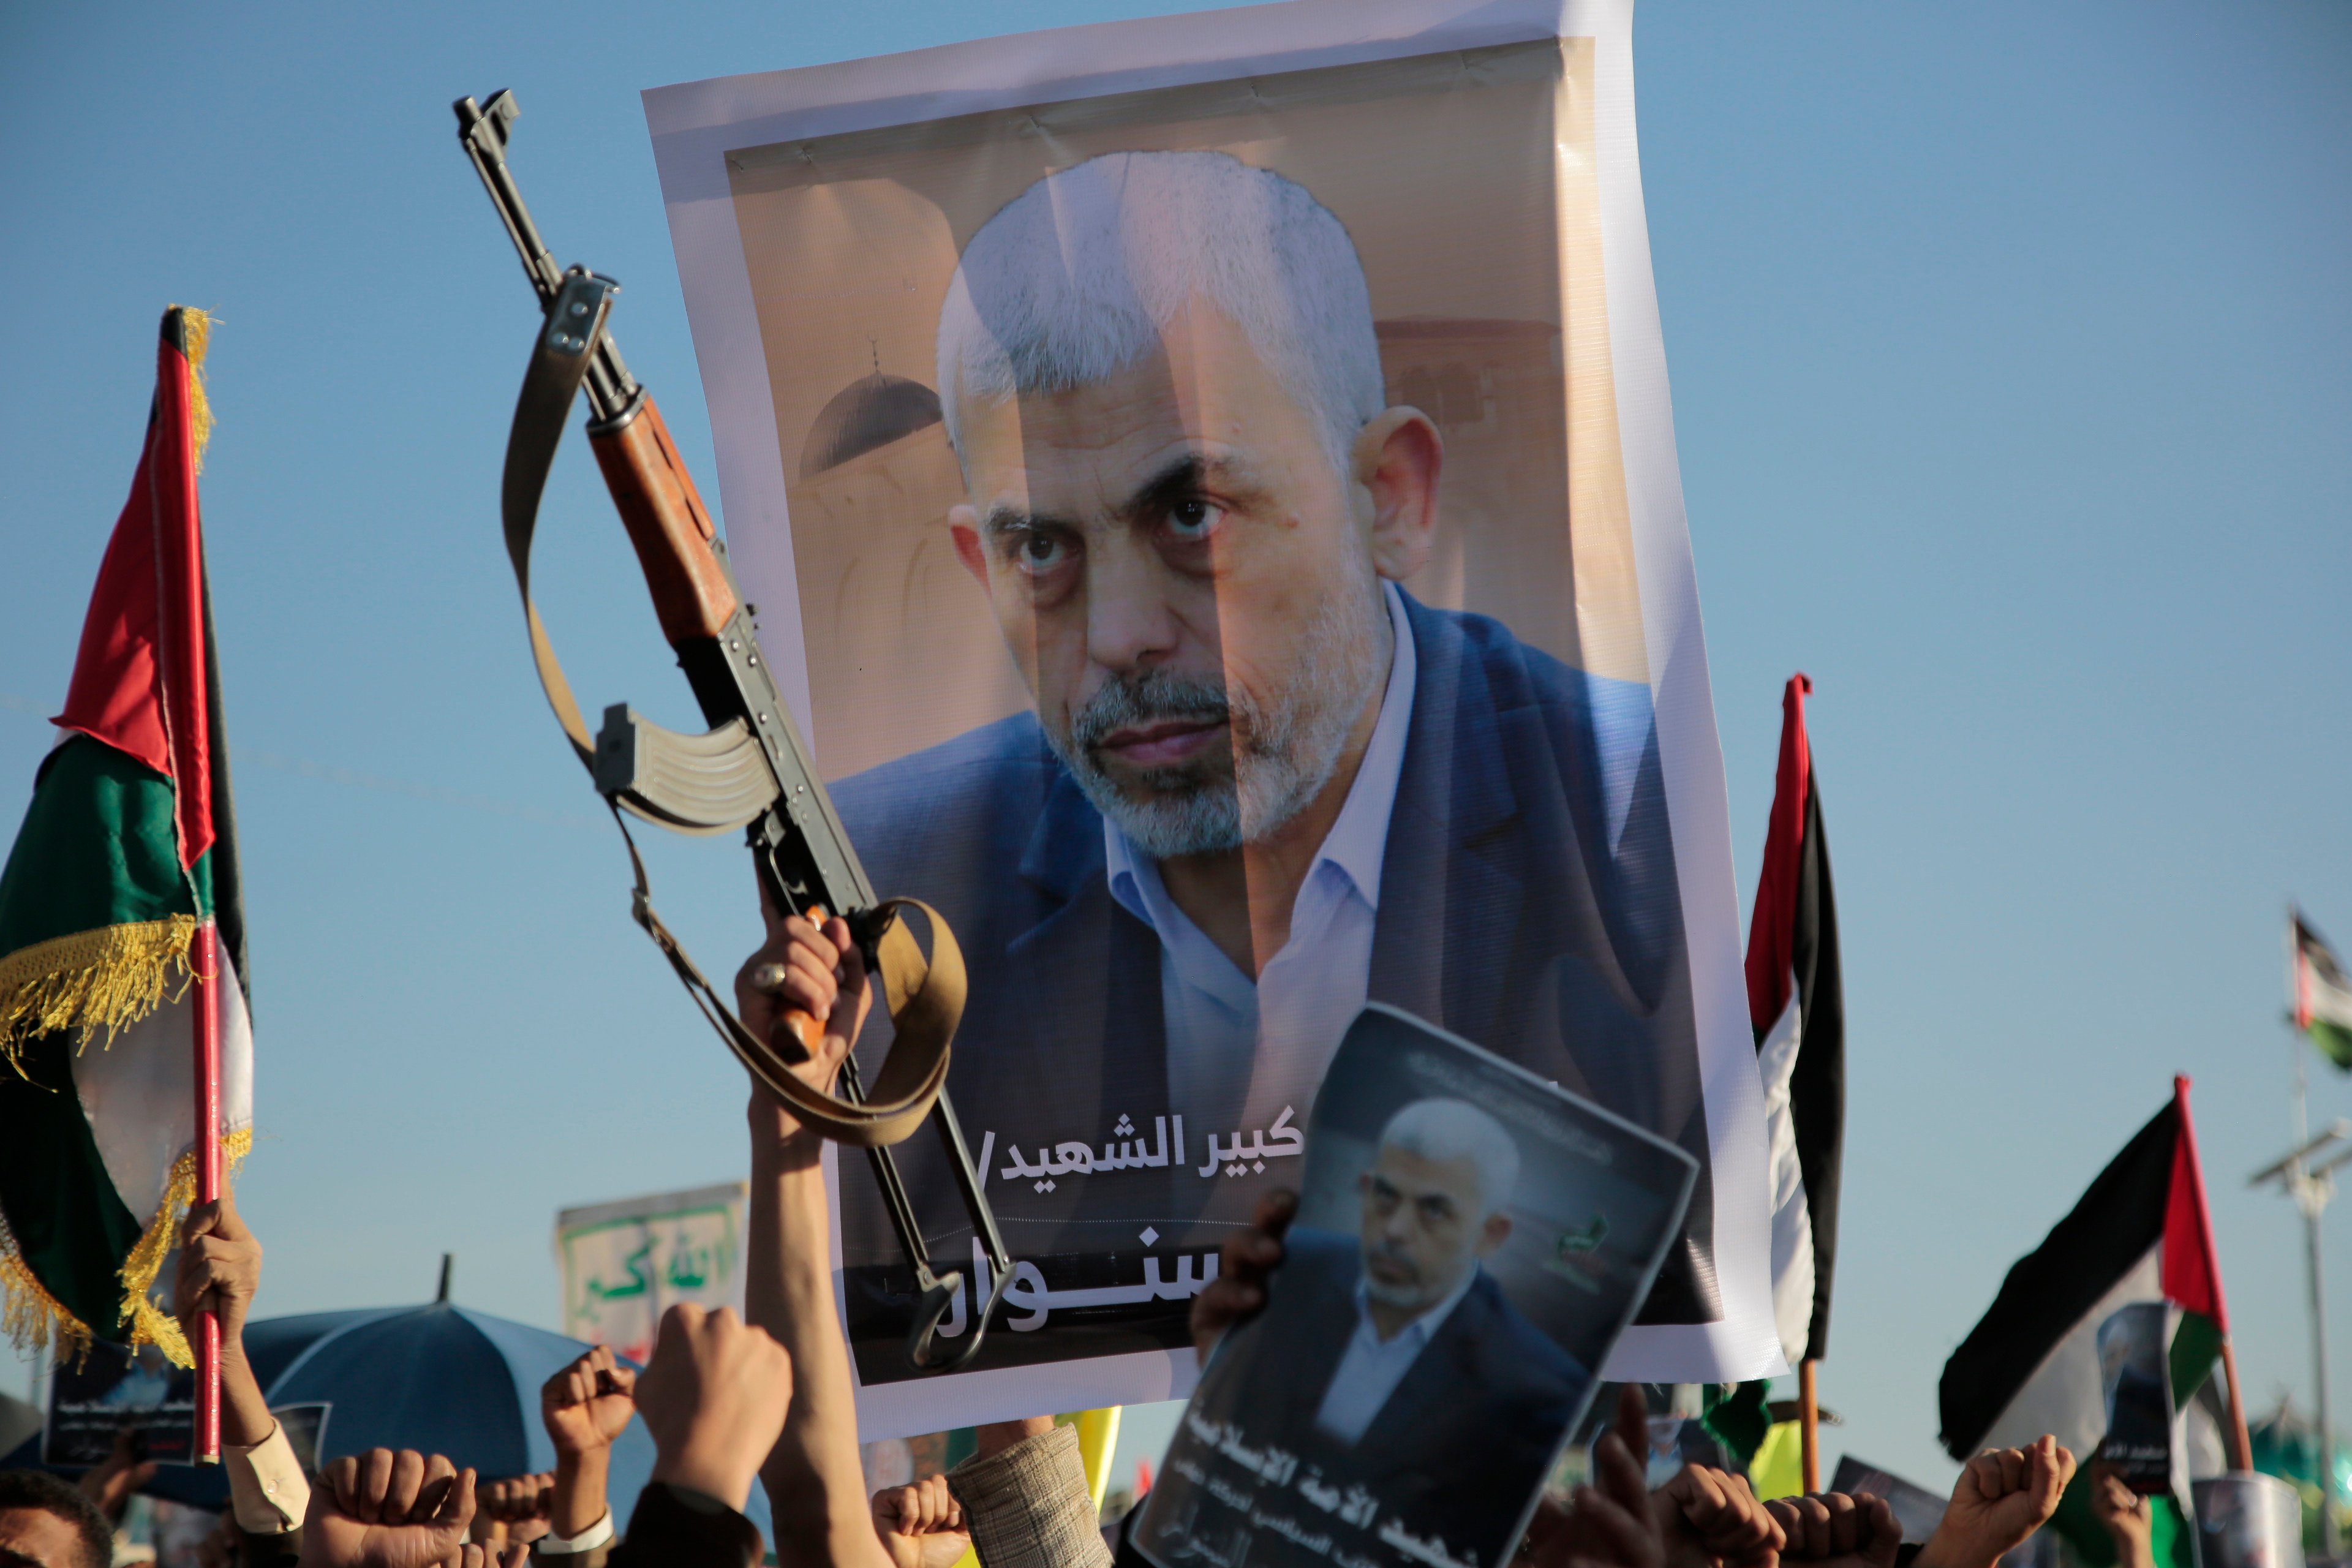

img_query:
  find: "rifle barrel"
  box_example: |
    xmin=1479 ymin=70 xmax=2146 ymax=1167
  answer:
xmin=454 ymin=92 xmax=637 ymax=421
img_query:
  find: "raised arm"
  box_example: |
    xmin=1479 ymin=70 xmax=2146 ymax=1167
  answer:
xmin=1914 ymin=1437 xmax=2075 ymax=1568
xmin=176 ymin=1189 xmax=311 ymax=1545
xmin=734 ymin=886 xmax=890 ymax=1568
xmin=537 ymin=1346 xmax=636 ymax=1560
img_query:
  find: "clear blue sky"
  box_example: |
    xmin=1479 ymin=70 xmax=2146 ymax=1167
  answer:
xmin=3 ymin=0 xmax=2346 ymax=1494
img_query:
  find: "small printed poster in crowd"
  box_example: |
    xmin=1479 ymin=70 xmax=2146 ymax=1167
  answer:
xmin=557 ymin=1182 xmax=748 ymax=1364
xmin=1828 ymin=1458 xmax=1948 ymax=1545
xmin=645 ymin=0 xmax=1782 ymax=1433
xmin=2094 ymin=1302 xmax=2174 ymax=1493
xmin=42 ymin=1341 xmax=334 ymax=1473
xmin=1133 ymin=1005 xmax=1697 ymax=1568
xmin=43 ymin=1341 xmax=197 ymax=1466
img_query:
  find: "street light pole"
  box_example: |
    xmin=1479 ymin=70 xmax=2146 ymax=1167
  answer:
xmin=2302 ymin=1172 xmax=2337 ymax=1562
xmin=2252 ymin=1112 xmax=2351 ymax=1561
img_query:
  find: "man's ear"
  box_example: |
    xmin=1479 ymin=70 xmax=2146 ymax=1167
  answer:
xmin=949 ymin=505 xmax=989 ymax=589
xmin=1477 ymin=1211 xmax=1513 ymax=1257
xmin=1351 ymin=407 xmax=1442 ymax=584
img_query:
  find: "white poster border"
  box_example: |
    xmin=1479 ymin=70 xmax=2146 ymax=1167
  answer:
xmin=646 ymin=0 xmax=1782 ymax=1435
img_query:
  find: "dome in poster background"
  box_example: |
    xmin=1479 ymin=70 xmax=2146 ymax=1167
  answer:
xmin=800 ymin=371 xmax=943 ymax=480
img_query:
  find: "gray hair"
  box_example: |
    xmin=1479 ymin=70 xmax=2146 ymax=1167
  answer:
xmin=1378 ymin=1098 xmax=1522 ymax=1220
xmin=937 ymin=150 xmax=1386 ymax=478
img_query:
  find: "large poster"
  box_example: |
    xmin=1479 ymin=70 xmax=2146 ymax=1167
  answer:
xmin=646 ymin=0 xmax=1779 ymax=1433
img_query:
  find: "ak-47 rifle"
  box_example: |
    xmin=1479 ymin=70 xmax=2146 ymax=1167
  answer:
xmin=453 ymin=89 xmax=1011 ymax=1372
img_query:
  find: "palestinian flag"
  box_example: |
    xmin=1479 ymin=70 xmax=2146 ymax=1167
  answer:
xmin=1939 ymin=1077 xmax=2231 ymax=1568
xmin=1746 ymin=673 xmax=1844 ymax=1369
xmin=0 ymin=307 xmax=251 ymax=1365
xmin=1700 ymin=676 xmax=1845 ymax=1468
xmin=2291 ymin=911 xmax=2352 ymax=1071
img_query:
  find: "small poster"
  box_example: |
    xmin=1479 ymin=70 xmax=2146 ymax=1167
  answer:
xmin=1132 ymin=1005 xmax=1697 ymax=1568
xmin=42 ymin=1343 xmax=334 ymax=1476
xmin=43 ymin=1341 xmax=197 ymax=1467
xmin=557 ymin=1182 xmax=748 ymax=1364
xmin=2094 ymin=1302 xmax=2173 ymax=1493
xmin=1829 ymin=1457 xmax=1949 ymax=1545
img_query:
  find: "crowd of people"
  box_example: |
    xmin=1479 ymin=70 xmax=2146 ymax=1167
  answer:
xmin=0 ymin=903 xmax=2144 ymax=1568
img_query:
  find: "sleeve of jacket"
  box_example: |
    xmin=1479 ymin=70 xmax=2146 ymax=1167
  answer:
xmin=603 ymin=1483 xmax=764 ymax=1568
xmin=946 ymin=1423 xmax=1112 ymax=1568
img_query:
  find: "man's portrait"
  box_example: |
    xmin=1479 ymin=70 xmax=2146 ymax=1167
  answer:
xmin=1199 ymin=1098 xmax=1586 ymax=1567
xmin=704 ymin=36 xmax=1726 ymax=1387
xmin=1137 ymin=1006 xmax=1697 ymax=1568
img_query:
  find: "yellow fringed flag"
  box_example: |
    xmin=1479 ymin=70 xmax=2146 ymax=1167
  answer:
xmin=0 ymin=307 xmax=252 ymax=1365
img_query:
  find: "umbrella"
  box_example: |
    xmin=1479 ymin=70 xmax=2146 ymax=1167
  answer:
xmin=7 ymin=1298 xmax=772 ymax=1540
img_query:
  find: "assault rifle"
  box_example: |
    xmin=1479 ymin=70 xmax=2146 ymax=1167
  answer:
xmin=454 ymin=89 xmax=1010 ymax=1372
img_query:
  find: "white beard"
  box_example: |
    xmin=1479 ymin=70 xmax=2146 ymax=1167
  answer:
xmin=1050 ymin=573 xmax=1388 ymax=859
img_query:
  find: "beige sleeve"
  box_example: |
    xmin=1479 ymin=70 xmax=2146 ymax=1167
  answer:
xmin=224 ymin=1420 xmax=311 ymax=1535
xmin=946 ymin=1423 xmax=1113 ymax=1568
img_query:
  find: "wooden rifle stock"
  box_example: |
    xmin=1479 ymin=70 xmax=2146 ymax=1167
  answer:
xmin=589 ymin=394 xmax=835 ymax=1053
xmin=588 ymin=394 xmax=737 ymax=644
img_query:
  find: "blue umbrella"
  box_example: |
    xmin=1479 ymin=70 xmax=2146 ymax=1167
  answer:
xmin=10 ymin=1299 xmax=772 ymax=1541
xmin=236 ymin=1302 xmax=658 ymax=1501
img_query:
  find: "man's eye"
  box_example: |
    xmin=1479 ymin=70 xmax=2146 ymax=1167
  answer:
xmin=1013 ymin=532 xmax=1070 ymax=573
xmin=1165 ymin=499 xmax=1225 ymax=540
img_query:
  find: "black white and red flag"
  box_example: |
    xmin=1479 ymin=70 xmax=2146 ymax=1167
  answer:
xmin=1744 ymin=673 xmax=1844 ymax=1366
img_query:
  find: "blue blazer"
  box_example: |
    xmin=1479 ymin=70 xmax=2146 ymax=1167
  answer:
xmin=833 ymin=594 xmax=1714 ymax=1340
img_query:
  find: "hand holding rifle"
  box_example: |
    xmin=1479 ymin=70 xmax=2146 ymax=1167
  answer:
xmin=736 ymin=881 xmax=872 ymax=1158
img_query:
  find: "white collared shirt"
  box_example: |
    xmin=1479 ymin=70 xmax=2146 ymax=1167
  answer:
xmin=1106 ymin=582 xmax=1419 ymax=1129
xmin=1312 ymin=1265 xmax=1480 ymax=1446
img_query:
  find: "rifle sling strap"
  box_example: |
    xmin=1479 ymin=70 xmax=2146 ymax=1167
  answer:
xmin=499 ymin=274 xmax=961 ymax=1149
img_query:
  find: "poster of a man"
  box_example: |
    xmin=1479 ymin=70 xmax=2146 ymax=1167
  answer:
xmin=1137 ymin=1005 xmax=1697 ymax=1568
xmin=646 ymin=0 xmax=1782 ymax=1423
xmin=829 ymin=138 xmax=1703 ymax=1375
xmin=1218 ymin=1099 xmax=1587 ymax=1557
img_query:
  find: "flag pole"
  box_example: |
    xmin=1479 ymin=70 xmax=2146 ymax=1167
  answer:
xmin=1798 ymin=1359 xmax=1820 ymax=1494
xmin=192 ymin=917 xmax=221 ymax=1464
xmin=2217 ymin=1338 xmax=2254 ymax=1472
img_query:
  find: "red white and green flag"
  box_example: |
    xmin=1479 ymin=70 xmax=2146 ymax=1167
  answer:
xmin=1939 ymin=1077 xmax=2232 ymax=1568
xmin=0 ymin=306 xmax=251 ymax=1365
xmin=2291 ymin=911 xmax=2352 ymax=1071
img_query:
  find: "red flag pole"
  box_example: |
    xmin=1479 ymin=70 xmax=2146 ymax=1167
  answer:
xmin=192 ymin=918 xmax=221 ymax=1463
